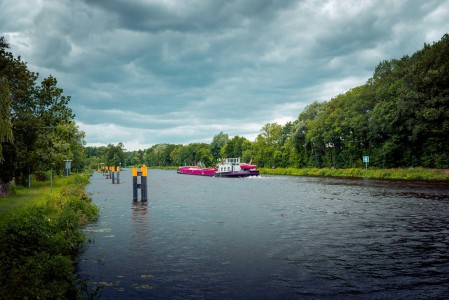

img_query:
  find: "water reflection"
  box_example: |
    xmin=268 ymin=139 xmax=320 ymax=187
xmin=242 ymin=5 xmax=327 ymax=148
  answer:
xmin=80 ymin=171 xmax=449 ymax=299
xmin=132 ymin=201 xmax=148 ymax=222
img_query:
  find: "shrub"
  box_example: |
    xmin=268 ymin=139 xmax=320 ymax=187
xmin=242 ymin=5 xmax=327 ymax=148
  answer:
xmin=0 ymin=252 xmax=79 ymax=300
xmin=0 ymin=174 xmax=99 ymax=299
xmin=35 ymin=172 xmax=48 ymax=181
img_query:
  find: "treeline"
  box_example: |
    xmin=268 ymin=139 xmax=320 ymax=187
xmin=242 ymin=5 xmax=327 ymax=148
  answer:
xmin=88 ymin=34 xmax=449 ymax=170
xmin=293 ymin=33 xmax=449 ymax=169
xmin=0 ymin=37 xmax=86 ymax=190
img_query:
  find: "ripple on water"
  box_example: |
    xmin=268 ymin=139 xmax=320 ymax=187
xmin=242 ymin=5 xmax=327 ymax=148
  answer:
xmin=79 ymin=171 xmax=449 ymax=299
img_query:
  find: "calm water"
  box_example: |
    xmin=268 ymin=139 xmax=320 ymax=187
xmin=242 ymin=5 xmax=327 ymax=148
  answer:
xmin=78 ymin=170 xmax=449 ymax=299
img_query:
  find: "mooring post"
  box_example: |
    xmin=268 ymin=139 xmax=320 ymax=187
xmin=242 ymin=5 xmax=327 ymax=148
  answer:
xmin=106 ymin=166 xmax=109 ymax=179
xmin=117 ymin=166 xmax=120 ymax=184
xmin=132 ymin=165 xmax=148 ymax=201
xmin=141 ymin=165 xmax=148 ymax=201
xmin=111 ymin=166 xmax=115 ymax=184
xmin=132 ymin=167 xmax=138 ymax=201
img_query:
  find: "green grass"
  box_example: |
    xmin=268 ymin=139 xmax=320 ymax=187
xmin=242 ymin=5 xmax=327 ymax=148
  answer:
xmin=149 ymin=165 xmax=179 ymax=170
xmin=260 ymin=167 xmax=449 ymax=181
xmin=0 ymin=176 xmax=72 ymax=226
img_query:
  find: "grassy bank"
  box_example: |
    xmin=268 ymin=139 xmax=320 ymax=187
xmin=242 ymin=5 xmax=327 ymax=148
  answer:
xmin=144 ymin=165 xmax=178 ymax=170
xmin=0 ymin=173 xmax=99 ymax=299
xmin=260 ymin=167 xmax=449 ymax=181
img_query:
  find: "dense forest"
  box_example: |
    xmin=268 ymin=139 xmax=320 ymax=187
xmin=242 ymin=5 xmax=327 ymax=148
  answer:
xmin=0 ymin=37 xmax=86 ymax=191
xmin=89 ymin=34 xmax=449 ymax=170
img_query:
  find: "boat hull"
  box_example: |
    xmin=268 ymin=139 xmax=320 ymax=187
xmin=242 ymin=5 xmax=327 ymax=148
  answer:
xmin=214 ymin=171 xmax=259 ymax=177
xmin=177 ymin=170 xmax=215 ymax=176
xmin=177 ymin=166 xmax=217 ymax=176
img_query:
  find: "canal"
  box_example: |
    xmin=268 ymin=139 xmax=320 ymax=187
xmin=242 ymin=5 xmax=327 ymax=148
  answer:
xmin=78 ymin=169 xmax=449 ymax=299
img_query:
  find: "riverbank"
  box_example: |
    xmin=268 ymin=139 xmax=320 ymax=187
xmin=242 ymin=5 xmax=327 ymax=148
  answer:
xmin=149 ymin=166 xmax=449 ymax=181
xmin=260 ymin=167 xmax=449 ymax=181
xmin=0 ymin=173 xmax=99 ymax=299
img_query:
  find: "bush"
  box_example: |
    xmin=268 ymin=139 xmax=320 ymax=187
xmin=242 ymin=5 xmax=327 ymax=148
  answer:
xmin=35 ymin=171 xmax=48 ymax=181
xmin=1 ymin=252 xmax=79 ymax=300
xmin=0 ymin=174 xmax=99 ymax=299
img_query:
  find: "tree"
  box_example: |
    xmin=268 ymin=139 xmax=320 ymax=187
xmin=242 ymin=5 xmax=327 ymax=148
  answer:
xmin=34 ymin=75 xmax=74 ymax=126
xmin=0 ymin=36 xmax=38 ymax=184
xmin=252 ymin=123 xmax=287 ymax=168
xmin=292 ymin=101 xmax=326 ymax=167
xmin=219 ymin=135 xmax=252 ymax=159
xmin=210 ymin=131 xmax=229 ymax=161
xmin=1 ymin=36 xmax=79 ymax=185
xmin=0 ymin=77 xmax=13 ymax=163
xmin=104 ymin=143 xmax=126 ymax=167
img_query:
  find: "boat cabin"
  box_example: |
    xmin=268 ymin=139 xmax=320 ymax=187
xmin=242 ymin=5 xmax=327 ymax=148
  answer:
xmin=217 ymin=158 xmax=242 ymax=173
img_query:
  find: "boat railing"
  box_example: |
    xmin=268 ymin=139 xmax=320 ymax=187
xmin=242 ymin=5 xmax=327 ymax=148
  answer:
xmin=222 ymin=158 xmax=241 ymax=164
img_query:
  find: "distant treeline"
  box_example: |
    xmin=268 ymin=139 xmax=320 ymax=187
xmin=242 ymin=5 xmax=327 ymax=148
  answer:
xmin=86 ymin=34 xmax=449 ymax=169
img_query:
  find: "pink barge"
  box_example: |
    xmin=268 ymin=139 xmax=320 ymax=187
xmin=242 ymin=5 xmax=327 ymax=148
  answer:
xmin=177 ymin=158 xmax=259 ymax=178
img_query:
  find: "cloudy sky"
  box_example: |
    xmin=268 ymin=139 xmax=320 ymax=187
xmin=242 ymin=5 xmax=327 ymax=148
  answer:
xmin=1 ymin=0 xmax=448 ymax=150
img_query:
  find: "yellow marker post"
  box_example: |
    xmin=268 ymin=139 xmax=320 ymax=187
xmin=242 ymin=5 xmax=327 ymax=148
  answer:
xmin=132 ymin=166 xmax=148 ymax=202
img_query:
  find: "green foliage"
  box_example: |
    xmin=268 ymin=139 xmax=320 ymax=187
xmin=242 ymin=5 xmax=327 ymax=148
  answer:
xmin=137 ymin=142 xmax=215 ymax=167
xmin=220 ymin=135 xmax=251 ymax=159
xmin=35 ymin=171 xmax=48 ymax=181
xmin=290 ymin=34 xmax=449 ymax=169
xmin=210 ymin=131 xmax=229 ymax=160
xmin=0 ymin=173 xmax=98 ymax=299
xmin=3 ymin=252 xmax=78 ymax=299
xmin=103 ymin=142 xmax=126 ymax=166
xmin=1 ymin=36 xmax=86 ymax=186
xmin=0 ymin=77 xmax=13 ymax=163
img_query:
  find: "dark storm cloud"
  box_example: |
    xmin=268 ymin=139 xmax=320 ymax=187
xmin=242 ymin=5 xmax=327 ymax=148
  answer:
xmin=86 ymin=0 xmax=297 ymax=32
xmin=1 ymin=0 xmax=448 ymax=150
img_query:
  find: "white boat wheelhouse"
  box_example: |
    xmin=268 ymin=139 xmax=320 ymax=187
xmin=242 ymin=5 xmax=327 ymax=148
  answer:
xmin=217 ymin=158 xmax=242 ymax=173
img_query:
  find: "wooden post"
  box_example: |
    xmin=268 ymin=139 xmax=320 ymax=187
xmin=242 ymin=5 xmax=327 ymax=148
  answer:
xmin=117 ymin=166 xmax=120 ymax=184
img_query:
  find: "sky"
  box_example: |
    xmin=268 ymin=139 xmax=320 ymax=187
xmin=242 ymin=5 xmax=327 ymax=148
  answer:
xmin=1 ymin=0 xmax=448 ymax=151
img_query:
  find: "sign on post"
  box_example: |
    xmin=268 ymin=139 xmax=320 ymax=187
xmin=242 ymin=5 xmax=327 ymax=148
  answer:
xmin=363 ymin=156 xmax=369 ymax=169
xmin=64 ymin=160 xmax=72 ymax=176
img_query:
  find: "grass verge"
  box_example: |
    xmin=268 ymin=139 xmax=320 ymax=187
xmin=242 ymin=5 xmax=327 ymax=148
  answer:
xmin=0 ymin=173 xmax=99 ymax=299
xmin=260 ymin=167 xmax=449 ymax=181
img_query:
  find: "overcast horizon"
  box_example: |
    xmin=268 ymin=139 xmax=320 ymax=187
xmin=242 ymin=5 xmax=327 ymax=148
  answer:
xmin=2 ymin=0 xmax=448 ymax=151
